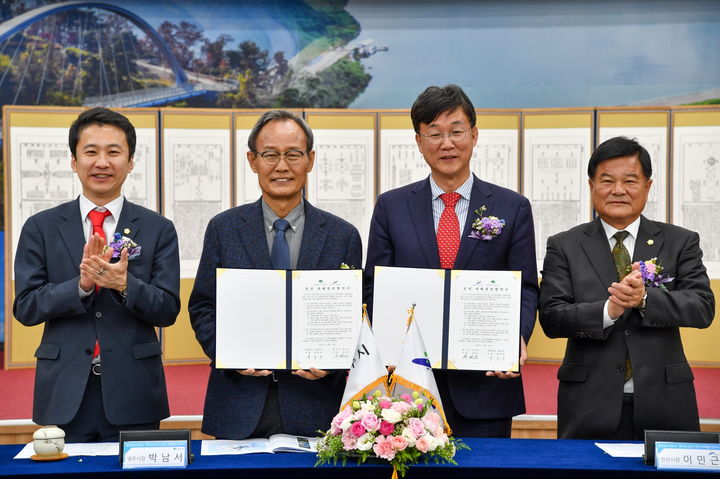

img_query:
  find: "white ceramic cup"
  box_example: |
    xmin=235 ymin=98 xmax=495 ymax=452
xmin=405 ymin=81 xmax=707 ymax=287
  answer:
xmin=32 ymin=425 xmax=66 ymax=457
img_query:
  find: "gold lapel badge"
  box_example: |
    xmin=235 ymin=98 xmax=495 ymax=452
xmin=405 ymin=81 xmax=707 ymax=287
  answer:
xmin=123 ymin=228 xmax=131 ymax=235
xmin=647 ymin=239 xmax=654 ymax=245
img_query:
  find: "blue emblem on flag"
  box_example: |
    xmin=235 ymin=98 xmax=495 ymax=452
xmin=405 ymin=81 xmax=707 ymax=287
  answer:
xmin=412 ymin=357 xmax=432 ymax=369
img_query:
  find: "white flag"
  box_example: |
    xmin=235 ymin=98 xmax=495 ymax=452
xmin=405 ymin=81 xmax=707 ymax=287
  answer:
xmin=339 ymin=306 xmax=389 ymax=410
xmin=390 ymin=305 xmax=451 ymax=433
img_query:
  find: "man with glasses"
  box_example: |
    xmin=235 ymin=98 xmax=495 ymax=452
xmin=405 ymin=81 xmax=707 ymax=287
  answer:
xmin=364 ymin=85 xmax=539 ymax=437
xmin=189 ymin=109 xmax=362 ymax=439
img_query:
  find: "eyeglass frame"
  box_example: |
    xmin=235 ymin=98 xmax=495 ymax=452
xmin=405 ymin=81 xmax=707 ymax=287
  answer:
xmin=254 ymin=149 xmax=309 ymax=165
xmin=418 ymin=127 xmax=471 ymax=145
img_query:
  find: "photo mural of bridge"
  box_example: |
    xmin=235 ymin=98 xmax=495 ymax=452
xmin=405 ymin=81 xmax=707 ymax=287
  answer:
xmin=0 ymin=0 xmax=372 ymax=109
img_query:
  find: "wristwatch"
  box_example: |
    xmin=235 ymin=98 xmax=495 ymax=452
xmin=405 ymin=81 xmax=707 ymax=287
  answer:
xmin=119 ymin=284 xmax=128 ymax=298
xmin=639 ymin=291 xmax=647 ymax=314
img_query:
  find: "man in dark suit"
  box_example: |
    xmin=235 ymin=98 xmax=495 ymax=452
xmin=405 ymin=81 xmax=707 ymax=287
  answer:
xmin=364 ymin=85 xmax=538 ymax=438
xmin=539 ymin=136 xmax=715 ymax=439
xmin=13 ymin=107 xmax=181 ymax=442
xmin=189 ymin=110 xmax=362 ymax=439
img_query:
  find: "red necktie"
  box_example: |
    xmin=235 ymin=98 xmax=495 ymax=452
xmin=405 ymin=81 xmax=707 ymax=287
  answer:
xmin=88 ymin=209 xmax=111 ymax=242
xmin=87 ymin=209 xmax=111 ymax=359
xmin=437 ymin=192 xmax=461 ymax=269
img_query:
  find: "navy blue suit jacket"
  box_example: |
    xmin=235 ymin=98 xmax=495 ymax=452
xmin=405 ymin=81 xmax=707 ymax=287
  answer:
xmin=539 ymin=216 xmax=714 ymax=438
xmin=189 ymin=199 xmax=362 ymax=439
xmin=364 ymin=175 xmax=538 ymax=419
xmin=13 ymin=198 xmax=181 ymax=426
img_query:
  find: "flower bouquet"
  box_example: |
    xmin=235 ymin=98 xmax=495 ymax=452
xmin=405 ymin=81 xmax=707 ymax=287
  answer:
xmin=316 ymin=390 xmax=466 ymax=477
xmin=625 ymin=257 xmax=674 ymax=291
xmin=468 ymin=205 xmax=505 ymax=241
xmin=105 ymin=233 xmax=141 ymax=260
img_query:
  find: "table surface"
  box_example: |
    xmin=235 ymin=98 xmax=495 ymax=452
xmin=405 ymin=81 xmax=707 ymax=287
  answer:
xmin=1 ymin=438 xmax=713 ymax=478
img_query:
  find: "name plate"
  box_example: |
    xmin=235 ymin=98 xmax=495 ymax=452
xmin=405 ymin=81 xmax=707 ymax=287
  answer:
xmin=122 ymin=440 xmax=188 ymax=469
xmin=655 ymin=442 xmax=720 ymax=470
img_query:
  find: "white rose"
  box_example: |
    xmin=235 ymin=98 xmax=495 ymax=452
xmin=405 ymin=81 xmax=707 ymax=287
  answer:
xmin=426 ymin=433 xmax=438 ymax=451
xmin=380 ymin=408 xmax=402 ymax=424
xmin=356 ymin=433 xmax=374 ymax=451
xmin=360 ymin=401 xmax=375 ymax=412
xmin=401 ymin=427 xmax=417 ymax=447
xmin=340 ymin=415 xmax=355 ymax=432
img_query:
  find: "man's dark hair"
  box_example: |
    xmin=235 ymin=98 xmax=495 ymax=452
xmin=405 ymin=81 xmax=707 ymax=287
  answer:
xmin=248 ymin=110 xmax=314 ymax=153
xmin=68 ymin=107 xmax=136 ymax=158
xmin=587 ymin=136 xmax=652 ymax=179
xmin=410 ymin=84 xmax=476 ymax=133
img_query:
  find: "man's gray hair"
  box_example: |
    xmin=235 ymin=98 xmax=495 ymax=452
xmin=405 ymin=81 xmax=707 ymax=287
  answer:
xmin=247 ymin=110 xmax=314 ymax=153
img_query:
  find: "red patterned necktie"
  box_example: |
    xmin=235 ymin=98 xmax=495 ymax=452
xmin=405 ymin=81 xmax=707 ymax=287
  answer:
xmin=87 ymin=208 xmax=111 ymax=359
xmin=437 ymin=192 xmax=461 ymax=269
xmin=88 ymin=209 xmax=111 ymax=242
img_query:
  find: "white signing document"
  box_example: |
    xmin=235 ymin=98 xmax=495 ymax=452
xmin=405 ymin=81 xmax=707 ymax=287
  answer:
xmin=292 ymin=270 xmax=362 ymax=369
xmin=372 ymin=266 xmax=521 ymax=371
xmin=372 ymin=266 xmax=445 ymax=367
xmin=448 ymin=270 xmax=521 ymax=372
xmin=216 ymin=268 xmax=362 ymax=370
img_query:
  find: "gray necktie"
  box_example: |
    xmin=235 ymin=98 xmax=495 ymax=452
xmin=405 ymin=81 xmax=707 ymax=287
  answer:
xmin=271 ymin=219 xmax=291 ymax=269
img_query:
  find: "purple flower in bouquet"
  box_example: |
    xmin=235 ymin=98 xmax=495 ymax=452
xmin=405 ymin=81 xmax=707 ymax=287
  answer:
xmin=106 ymin=232 xmax=141 ymax=260
xmin=468 ymin=205 xmax=505 ymax=241
xmin=626 ymin=258 xmax=674 ymax=292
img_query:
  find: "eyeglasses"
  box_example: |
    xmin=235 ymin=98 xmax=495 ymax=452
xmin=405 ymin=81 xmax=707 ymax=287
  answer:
xmin=256 ymin=149 xmax=306 ymax=165
xmin=419 ymin=128 xmax=469 ymax=145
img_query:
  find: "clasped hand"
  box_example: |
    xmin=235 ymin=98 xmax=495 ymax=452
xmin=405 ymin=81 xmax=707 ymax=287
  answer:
xmin=79 ymin=233 xmax=128 ymax=292
xmin=607 ymin=262 xmax=646 ymax=318
xmin=237 ymin=368 xmax=328 ymax=380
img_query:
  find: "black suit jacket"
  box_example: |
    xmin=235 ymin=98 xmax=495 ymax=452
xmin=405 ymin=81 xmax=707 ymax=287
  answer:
xmin=13 ymin=199 xmax=181 ymax=426
xmin=189 ymin=199 xmax=362 ymax=439
xmin=539 ymin=216 xmax=714 ymax=439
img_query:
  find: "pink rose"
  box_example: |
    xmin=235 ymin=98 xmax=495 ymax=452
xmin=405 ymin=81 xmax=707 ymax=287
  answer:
xmin=422 ymin=411 xmax=443 ymax=434
xmin=350 ymin=421 xmax=366 ymax=438
xmin=400 ymin=394 xmax=412 ymax=402
xmin=408 ymin=418 xmax=426 ymax=437
xmin=417 ymin=403 xmax=424 ymax=411
xmin=391 ymin=435 xmax=408 ymax=451
xmin=391 ymin=400 xmax=411 ymax=414
xmin=361 ymin=412 xmax=380 ymax=432
xmin=331 ymin=406 xmax=352 ymax=435
xmin=379 ymin=420 xmax=395 ymax=436
xmin=342 ymin=431 xmax=357 ymax=451
xmin=373 ymin=435 xmax=396 ymax=461
xmin=379 ymin=400 xmax=392 ymax=409
xmin=415 ymin=436 xmax=430 ymax=453
xmin=645 ymin=262 xmax=657 ymax=274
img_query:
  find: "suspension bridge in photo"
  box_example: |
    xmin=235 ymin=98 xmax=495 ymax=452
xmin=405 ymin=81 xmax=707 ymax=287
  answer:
xmin=0 ymin=1 xmax=236 ymax=108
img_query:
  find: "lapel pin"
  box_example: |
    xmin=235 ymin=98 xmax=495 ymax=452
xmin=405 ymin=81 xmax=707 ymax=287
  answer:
xmin=123 ymin=228 xmax=131 ymax=235
xmin=647 ymin=239 xmax=654 ymax=245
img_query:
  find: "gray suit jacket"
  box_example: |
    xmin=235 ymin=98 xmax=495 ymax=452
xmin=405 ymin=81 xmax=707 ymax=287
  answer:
xmin=13 ymin=198 xmax=181 ymax=426
xmin=539 ymin=216 xmax=714 ymax=439
xmin=189 ymin=199 xmax=362 ymax=439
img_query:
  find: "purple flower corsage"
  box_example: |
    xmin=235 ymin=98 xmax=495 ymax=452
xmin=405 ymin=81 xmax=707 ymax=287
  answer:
xmin=626 ymin=258 xmax=674 ymax=292
xmin=105 ymin=232 xmax=141 ymax=260
xmin=468 ymin=205 xmax=505 ymax=241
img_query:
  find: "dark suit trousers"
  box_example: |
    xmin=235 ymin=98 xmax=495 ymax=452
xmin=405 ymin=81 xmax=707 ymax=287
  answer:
xmin=436 ymin=373 xmax=512 ymax=438
xmin=60 ymin=371 xmax=159 ymax=442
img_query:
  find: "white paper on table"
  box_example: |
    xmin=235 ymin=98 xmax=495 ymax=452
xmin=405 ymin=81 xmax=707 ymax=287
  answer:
xmin=372 ymin=266 xmax=445 ymax=367
xmin=216 ymin=269 xmax=286 ymax=369
xmin=14 ymin=442 xmax=119 ymax=459
xmin=594 ymin=442 xmax=645 ymax=458
xmin=447 ymin=270 xmax=521 ymax=371
xmin=291 ymin=270 xmax=362 ymax=369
